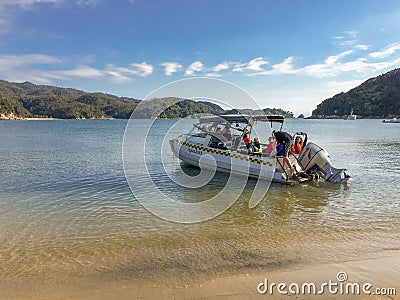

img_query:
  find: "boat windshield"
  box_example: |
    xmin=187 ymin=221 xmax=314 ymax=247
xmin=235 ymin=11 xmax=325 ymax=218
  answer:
xmin=189 ymin=121 xmax=245 ymax=139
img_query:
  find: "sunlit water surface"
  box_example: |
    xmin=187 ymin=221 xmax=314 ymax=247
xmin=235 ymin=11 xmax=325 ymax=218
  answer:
xmin=0 ymin=119 xmax=399 ymax=287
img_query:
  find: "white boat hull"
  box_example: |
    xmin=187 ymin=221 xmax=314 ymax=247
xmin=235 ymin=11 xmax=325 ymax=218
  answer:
xmin=170 ymin=138 xmax=301 ymax=185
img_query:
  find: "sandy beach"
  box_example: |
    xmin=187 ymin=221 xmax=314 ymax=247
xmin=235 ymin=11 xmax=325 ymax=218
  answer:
xmin=1 ymin=254 xmax=398 ymax=300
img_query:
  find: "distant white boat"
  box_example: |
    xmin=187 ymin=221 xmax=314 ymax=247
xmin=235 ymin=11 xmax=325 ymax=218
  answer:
xmin=347 ymin=109 xmax=357 ymax=120
xmin=382 ymin=118 xmax=400 ymax=123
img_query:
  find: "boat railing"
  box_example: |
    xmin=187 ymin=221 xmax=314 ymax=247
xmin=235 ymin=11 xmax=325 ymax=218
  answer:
xmin=275 ymin=156 xmax=290 ymax=180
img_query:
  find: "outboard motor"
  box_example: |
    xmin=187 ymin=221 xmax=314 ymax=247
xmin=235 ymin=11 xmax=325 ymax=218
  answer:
xmin=298 ymin=142 xmax=349 ymax=183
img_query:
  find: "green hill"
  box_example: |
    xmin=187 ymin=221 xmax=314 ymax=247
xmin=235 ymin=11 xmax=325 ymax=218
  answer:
xmin=131 ymin=97 xmax=216 ymax=119
xmin=225 ymin=108 xmax=293 ymax=118
xmin=0 ymin=80 xmax=221 ymax=119
xmin=312 ymin=68 xmax=400 ymax=118
xmin=0 ymin=80 xmax=140 ymax=119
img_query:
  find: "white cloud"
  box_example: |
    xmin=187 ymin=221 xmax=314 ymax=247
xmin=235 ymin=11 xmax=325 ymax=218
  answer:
xmin=354 ymin=44 xmax=369 ymax=51
xmin=333 ymin=30 xmax=359 ymax=47
xmin=185 ymin=61 xmax=204 ymax=75
xmin=0 ymin=53 xmax=61 ymax=68
xmin=0 ymin=0 xmax=62 ymax=6
xmin=129 ymin=62 xmax=153 ymax=77
xmin=300 ymin=57 xmax=400 ymax=78
xmin=247 ymin=57 xmax=295 ymax=76
xmin=324 ymin=50 xmax=353 ymax=65
xmin=245 ymin=40 xmax=400 ymax=79
xmin=76 ymin=0 xmax=100 ymax=6
xmin=0 ymin=53 xmax=156 ymax=84
xmin=204 ymin=73 xmax=223 ymax=78
xmin=211 ymin=62 xmax=230 ymax=72
xmin=369 ymin=42 xmax=400 ymax=59
xmin=270 ymin=56 xmax=295 ymax=73
xmin=106 ymin=62 xmax=153 ymax=77
xmin=52 ymin=65 xmax=104 ymax=79
xmin=104 ymin=70 xmax=132 ymax=83
xmin=104 ymin=62 xmax=153 ymax=80
xmin=160 ymin=62 xmax=182 ymax=76
xmin=233 ymin=57 xmax=268 ymax=72
xmin=202 ymin=62 xmax=232 ymax=77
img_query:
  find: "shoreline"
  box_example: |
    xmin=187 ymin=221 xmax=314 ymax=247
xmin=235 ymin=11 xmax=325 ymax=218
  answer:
xmin=0 ymin=117 xmax=115 ymax=120
xmin=0 ymin=117 xmax=394 ymax=121
xmin=2 ymin=253 xmax=399 ymax=299
xmin=129 ymin=255 xmax=400 ymax=300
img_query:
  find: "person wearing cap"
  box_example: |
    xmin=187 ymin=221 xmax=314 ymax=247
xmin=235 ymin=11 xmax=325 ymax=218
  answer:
xmin=273 ymin=130 xmax=295 ymax=177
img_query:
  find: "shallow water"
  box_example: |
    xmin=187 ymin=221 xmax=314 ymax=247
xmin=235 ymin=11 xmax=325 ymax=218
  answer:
xmin=0 ymin=119 xmax=399 ymax=287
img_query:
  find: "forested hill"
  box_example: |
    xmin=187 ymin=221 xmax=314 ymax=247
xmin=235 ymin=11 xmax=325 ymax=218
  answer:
xmin=312 ymin=68 xmax=400 ymax=118
xmin=0 ymin=80 xmax=293 ymax=119
xmin=0 ymin=80 xmax=141 ymax=119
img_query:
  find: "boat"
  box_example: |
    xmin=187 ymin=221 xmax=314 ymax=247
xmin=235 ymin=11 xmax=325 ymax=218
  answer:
xmin=347 ymin=109 xmax=357 ymax=120
xmin=169 ymin=114 xmax=349 ymax=185
xmin=382 ymin=118 xmax=400 ymax=123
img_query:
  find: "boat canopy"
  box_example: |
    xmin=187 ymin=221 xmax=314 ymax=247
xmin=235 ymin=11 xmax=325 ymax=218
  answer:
xmin=199 ymin=114 xmax=285 ymax=126
xmin=253 ymin=115 xmax=285 ymax=123
xmin=199 ymin=114 xmax=253 ymax=125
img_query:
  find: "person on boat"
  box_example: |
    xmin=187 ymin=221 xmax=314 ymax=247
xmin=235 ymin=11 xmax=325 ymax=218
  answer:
xmin=264 ymin=136 xmax=275 ymax=155
xmin=243 ymin=136 xmax=253 ymax=153
xmin=276 ymin=143 xmax=283 ymax=156
xmin=273 ymin=130 xmax=295 ymax=177
xmin=253 ymin=137 xmax=261 ymax=153
xmin=243 ymin=128 xmax=250 ymax=139
xmin=293 ymin=135 xmax=307 ymax=154
xmin=221 ymin=123 xmax=232 ymax=140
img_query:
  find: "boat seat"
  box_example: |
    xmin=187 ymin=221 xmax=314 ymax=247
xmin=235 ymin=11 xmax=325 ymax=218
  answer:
xmin=249 ymin=152 xmax=262 ymax=157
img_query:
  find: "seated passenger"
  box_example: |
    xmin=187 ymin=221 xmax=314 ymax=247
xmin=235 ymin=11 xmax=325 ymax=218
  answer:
xmin=215 ymin=127 xmax=222 ymax=134
xmin=293 ymin=136 xmax=305 ymax=154
xmin=253 ymin=137 xmax=261 ymax=153
xmin=221 ymin=123 xmax=232 ymax=140
xmin=243 ymin=136 xmax=253 ymax=153
xmin=264 ymin=136 xmax=275 ymax=154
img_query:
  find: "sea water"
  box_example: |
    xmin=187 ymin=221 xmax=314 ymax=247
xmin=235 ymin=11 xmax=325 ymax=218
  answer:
xmin=0 ymin=119 xmax=399 ymax=287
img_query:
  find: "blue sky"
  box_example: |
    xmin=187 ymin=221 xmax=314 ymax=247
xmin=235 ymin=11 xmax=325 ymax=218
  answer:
xmin=1 ymin=0 xmax=400 ymax=115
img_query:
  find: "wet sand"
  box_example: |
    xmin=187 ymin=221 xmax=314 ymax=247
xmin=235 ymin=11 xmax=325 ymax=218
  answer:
xmin=2 ymin=254 xmax=399 ymax=300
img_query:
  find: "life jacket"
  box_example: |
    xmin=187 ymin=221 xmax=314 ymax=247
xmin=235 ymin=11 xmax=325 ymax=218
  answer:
xmin=294 ymin=141 xmax=303 ymax=154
